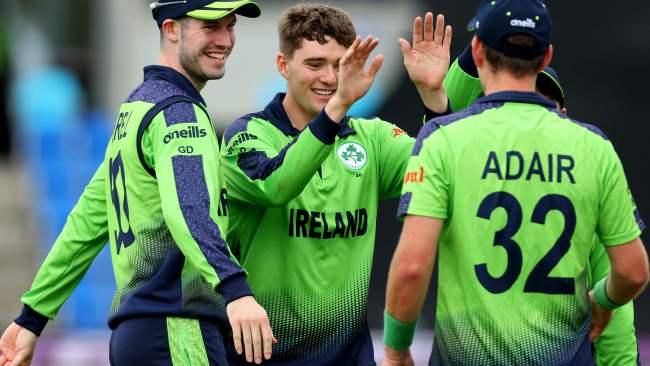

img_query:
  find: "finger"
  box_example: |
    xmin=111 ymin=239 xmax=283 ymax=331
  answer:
xmin=412 ymin=16 xmax=423 ymax=44
xmin=398 ymin=38 xmax=413 ymax=65
xmin=341 ymin=36 xmax=362 ymax=64
xmin=360 ymin=38 xmax=380 ymax=59
xmin=231 ymin=321 xmax=243 ymax=355
xmin=261 ymin=320 xmax=274 ymax=360
xmin=242 ymin=322 xmax=254 ymax=363
xmin=424 ymin=12 xmax=434 ymax=42
xmin=443 ymin=25 xmax=453 ymax=51
xmin=366 ymin=55 xmax=384 ymax=79
xmin=434 ymin=14 xmax=445 ymax=46
xmin=356 ymin=35 xmax=375 ymax=58
xmin=251 ymin=323 xmax=263 ymax=364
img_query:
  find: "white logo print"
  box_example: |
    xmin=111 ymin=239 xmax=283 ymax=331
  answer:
xmin=337 ymin=142 xmax=368 ymax=171
xmin=510 ymin=18 xmax=536 ymax=29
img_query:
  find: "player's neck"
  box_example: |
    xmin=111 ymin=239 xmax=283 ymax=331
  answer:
xmin=158 ymin=52 xmax=206 ymax=92
xmin=282 ymin=93 xmax=312 ymax=131
xmin=480 ymin=70 xmax=537 ymax=96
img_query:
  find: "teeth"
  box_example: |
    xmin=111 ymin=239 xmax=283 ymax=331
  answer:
xmin=206 ymin=52 xmax=225 ymax=61
xmin=314 ymin=89 xmax=334 ymax=96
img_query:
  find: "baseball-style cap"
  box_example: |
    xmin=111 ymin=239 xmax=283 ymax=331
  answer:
xmin=537 ymin=66 xmax=565 ymax=108
xmin=151 ymin=0 xmax=261 ymax=28
xmin=467 ymin=0 xmax=552 ymax=60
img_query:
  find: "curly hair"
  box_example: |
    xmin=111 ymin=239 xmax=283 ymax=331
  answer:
xmin=278 ymin=3 xmax=357 ymax=58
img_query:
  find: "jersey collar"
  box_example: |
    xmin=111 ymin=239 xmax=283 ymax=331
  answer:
xmin=264 ymin=93 xmax=356 ymax=137
xmin=143 ymin=65 xmax=206 ymax=106
xmin=476 ymin=91 xmax=556 ymax=109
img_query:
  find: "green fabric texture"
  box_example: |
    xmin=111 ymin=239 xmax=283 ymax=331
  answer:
xmin=443 ymin=61 xmax=641 ymax=365
xmin=167 ymin=317 xmax=209 ymax=366
xmin=402 ymin=97 xmax=641 ymax=363
xmin=221 ymin=113 xmax=414 ymax=360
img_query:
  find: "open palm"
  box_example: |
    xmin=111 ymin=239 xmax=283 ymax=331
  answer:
xmin=400 ymin=13 xmax=452 ymax=92
xmin=336 ymin=35 xmax=384 ymax=107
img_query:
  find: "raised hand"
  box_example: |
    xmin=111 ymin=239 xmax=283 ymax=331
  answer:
xmin=588 ymin=290 xmax=612 ymax=341
xmin=0 ymin=323 xmax=37 ymax=366
xmin=400 ymin=13 xmax=452 ymax=112
xmin=226 ymin=296 xmax=277 ymax=365
xmin=325 ymin=35 xmax=384 ymax=122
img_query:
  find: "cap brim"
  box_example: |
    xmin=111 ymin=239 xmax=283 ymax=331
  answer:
xmin=187 ymin=0 xmax=261 ymax=20
xmin=539 ymin=70 xmax=564 ymax=100
xmin=467 ymin=17 xmax=479 ymax=31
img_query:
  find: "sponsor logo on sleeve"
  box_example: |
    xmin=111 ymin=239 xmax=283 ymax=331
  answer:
xmin=392 ymin=127 xmax=407 ymax=138
xmin=163 ymin=125 xmax=207 ymax=144
xmin=226 ymin=132 xmax=258 ymax=155
xmin=404 ymin=166 xmax=425 ymax=183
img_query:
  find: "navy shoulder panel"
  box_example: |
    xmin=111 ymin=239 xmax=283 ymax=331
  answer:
xmin=223 ymin=111 xmax=266 ymax=145
xmin=126 ymin=79 xmax=188 ymax=104
xmin=413 ymin=102 xmax=503 ymax=155
xmin=163 ymin=101 xmax=198 ymax=127
xmin=550 ymin=109 xmax=609 ymax=141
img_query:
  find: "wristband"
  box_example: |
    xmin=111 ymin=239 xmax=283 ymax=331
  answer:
xmin=593 ymin=278 xmax=623 ymax=310
xmin=383 ymin=310 xmax=417 ymax=350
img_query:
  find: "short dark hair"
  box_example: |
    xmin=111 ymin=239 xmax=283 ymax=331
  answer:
xmin=485 ymin=34 xmax=545 ymax=78
xmin=278 ymin=4 xmax=356 ymax=58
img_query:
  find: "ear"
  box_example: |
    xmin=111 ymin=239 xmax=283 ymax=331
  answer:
xmin=560 ymin=107 xmax=567 ymax=115
xmin=277 ymin=53 xmax=289 ymax=80
xmin=471 ymin=36 xmax=485 ymax=68
xmin=538 ymin=44 xmax=553 ymax=73
xmin=161 ymin=19 xmax=181 ymax=43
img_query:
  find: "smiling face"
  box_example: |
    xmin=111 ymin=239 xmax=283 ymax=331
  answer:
xmin=278 ymin=37 xmax=347 ymax=122
xmin=177 ymin=14 xmax=237 ymax=86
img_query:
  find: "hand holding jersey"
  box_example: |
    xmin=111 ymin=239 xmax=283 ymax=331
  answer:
xmin=399 ymin=12 xmax=452 ymax=114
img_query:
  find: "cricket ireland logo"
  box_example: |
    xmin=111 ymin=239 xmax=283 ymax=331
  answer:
xmin=337 ymin=142 xmax=368 ymax=171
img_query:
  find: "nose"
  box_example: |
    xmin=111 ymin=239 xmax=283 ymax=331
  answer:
xmin=320 ymin=65 xmax=337 ymax=85
xmin=212 ymin=29 xmax=233 ymax=50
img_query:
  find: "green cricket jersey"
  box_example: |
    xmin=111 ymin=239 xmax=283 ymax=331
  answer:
xmin=399 ymin=90 xmax=643 ymax=365
xmin=221 ymin=93 xmax=414 ymax=364
xmin=17 ymin=66 xmax=250 ymax=333
xmin=442 ymin=54 xmax=644 ymax=365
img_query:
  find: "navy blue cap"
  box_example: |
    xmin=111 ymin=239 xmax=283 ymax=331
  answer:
xmin=468 ymin=0 xmax=552 ymax=60
xmin=151 ymin=0 xmax=261 ymax=28
xmin=537 ymin=66 xmax=565 ymax=107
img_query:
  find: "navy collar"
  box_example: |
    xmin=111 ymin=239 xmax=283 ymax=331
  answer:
xmin=264 ymin=93 xmax=356 ymax=137
xmin=143 ymin=65 xmax=206 ymax=106
xmin=476 ymin=91 xmax=556 ymax=109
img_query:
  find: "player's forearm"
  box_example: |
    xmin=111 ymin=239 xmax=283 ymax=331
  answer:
xmin=385 ymin=258 xmax=433 ymax=323
xmin=605 ymin=238 xmax=649 ymax=305
xmin=21 ymin=165 xmax=109 ymax=321
xmin=226 ymin=111 xmax=338 ymax=206
xmin=444 ymin=45 xmax=484 ymax=112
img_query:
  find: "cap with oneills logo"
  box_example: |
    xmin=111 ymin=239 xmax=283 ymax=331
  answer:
xmin=151 ymin=0 xmax=261 ymax=28
xmin=467 ymin=0 xmax=552 ymax=60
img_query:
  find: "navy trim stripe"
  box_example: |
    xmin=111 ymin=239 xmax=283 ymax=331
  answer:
xmin=635 ymin=208 xmax=646 ymax=231
xmin=136 ymin=95 xmax=201 ymax=178
xmin=164 ymin=102 xmax=197 ymax=126
xmin=414 ymin=102 xmax=503 ymax=155
xmin=397 ymin=192 xmax=413 ymax=218
xmin=223 ymin=113 xmax=261 ymax=145
xmin=237 ymin=140 xmax=297 ymax=181
xmin=548 ymin=108 xmax=609 ymax=141
xmin=172 ymin=155 xmax=244 ymax=281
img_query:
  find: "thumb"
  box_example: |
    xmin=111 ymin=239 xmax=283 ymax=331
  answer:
xmin=398 ymin=38 xmax=413 ymax=64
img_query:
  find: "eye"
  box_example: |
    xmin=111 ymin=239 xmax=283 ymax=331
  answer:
xmin=305 ymin=62 xmax=322 ymax=70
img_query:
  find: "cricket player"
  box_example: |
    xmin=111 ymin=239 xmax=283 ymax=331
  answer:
xmin=382 ymin=0 xmax=649 ymax=365
xmin=0 ymin=1 xmax=276 ymax=365
xmin=219 ymin=4 xmax=451 ymax=365
xmin=440 ymin=42 xmax=644 ymax=365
